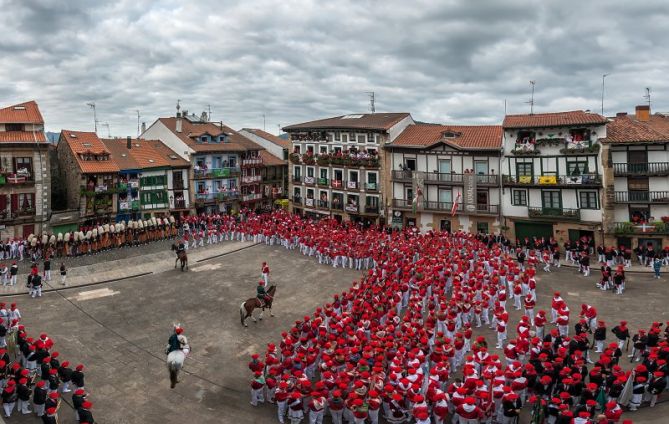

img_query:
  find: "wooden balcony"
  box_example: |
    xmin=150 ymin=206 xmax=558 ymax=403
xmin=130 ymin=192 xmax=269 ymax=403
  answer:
xmin=528 ymin=207 xmax=580 ymax=221
xmin=614 ymin=191 xmax=669 ymax=204
xmin=194 ymin=167 xmax=240 ymax=179
xmin=613 ymin=162 xmax=669 ymax=177
xmin=503 ymin=174 xmax=601 ymax=188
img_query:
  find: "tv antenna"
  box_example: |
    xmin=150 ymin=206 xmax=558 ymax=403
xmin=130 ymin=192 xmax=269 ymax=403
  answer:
xmin=101 ymin=122 xmax=111 ymax=138
xmin=365 ymin=91 xmax=375 ymax=113
xmin=644 ymin=87 xmax=652 ymax=107
xmin=526 ymin=81 xmax=536 ymax=114
xmin=86 ymin=102 xmax=98 ymax=133
xmin=136 ymin=110 xmax=141 ymax=137
xmin=207 ymin=104 xmax=212 ymax=121
xmin=262 ymin=113 xmax=266 ymax=131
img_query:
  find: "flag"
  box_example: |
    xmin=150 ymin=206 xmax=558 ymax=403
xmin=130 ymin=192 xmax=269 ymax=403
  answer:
xmin=618 ymin=370 xmax=635 ymax=407
xmin=451 ymin=192 xmax=461 ymax=216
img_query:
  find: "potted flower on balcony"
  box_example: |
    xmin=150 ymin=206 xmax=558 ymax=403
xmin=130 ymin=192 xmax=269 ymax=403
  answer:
xmin=289 ymin=153 xmax=301 ymax=164
xmin=301 ymin=152 xmax=315 ymax=165
xmin=661 ymin=216 xmax=669 ymax=223
xmin=316 ymin=154 xmax=330 ymax=166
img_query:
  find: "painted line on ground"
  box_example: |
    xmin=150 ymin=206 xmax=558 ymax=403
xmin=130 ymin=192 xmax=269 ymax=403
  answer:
xmin=195 ymin=242 xmax=261 ymax=263
xmin=0 ymin=272 xmax=153 ymax=298
xmin=68 ymin=287 xmax=120 ymax=301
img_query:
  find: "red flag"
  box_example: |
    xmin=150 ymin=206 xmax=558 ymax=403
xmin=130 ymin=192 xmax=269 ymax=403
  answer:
xmin=451 ymin=192 xmax=461 ymax=216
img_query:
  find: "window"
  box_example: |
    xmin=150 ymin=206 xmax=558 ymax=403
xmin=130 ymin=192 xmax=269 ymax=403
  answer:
xmin=320 ymin=168 xmax=328 ymax=179
xmin=196 ymin=182 xmax=206 ymax=193
xmin=349 ymin=170 xmax=359 ymax=182
xmin=579 ymin=191 xmax=599 ymax=209
xmin=516 ymin=162 xmax=533 ymax=176
xmin=566 ymin=160 xmax=589 ymax=176
xmin=404 ymin=158 xmax=416 ymax=171
xmin=334 ymin=132 xmax=341 ymax=142
xmin=542 ymin=190 xmax=561 ymax=209
xmin=438 ymin=159 xmax=451 ymax=174
xmin=512 ymin=189 xmax=527 ymax=206
xmin=474 ymin=161 xmax=488 ymax=175
xmin=14 ymin=157 xmax=33 ymax=177
xmin=293 ymin=166 xmax=301 ymax=178
xmin=356 ymin=134 xmax=366 ymax=144
xmin=5 ymin=123 xmax=23 ymax=131
xmin=368 ymin=134 xmax=376 ymax=143
xmin=367 ymin=172 xmax=377 ymax=184
xmin=341 ymin=134 xmax=348 ymax=143
xmin=476 ymin=222 xmax=489 ymax=234
xmin=440 ymin=220 xmax=451 ymax=232
xmin=438 ymin=189 xmax=452 ymax=204
xmin=319 ymin=146 xmax=328 ymax=154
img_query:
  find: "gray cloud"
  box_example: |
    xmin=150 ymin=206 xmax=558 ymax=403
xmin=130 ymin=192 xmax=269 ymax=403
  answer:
xmin=0 ymin=0 xmax=667 ymax=136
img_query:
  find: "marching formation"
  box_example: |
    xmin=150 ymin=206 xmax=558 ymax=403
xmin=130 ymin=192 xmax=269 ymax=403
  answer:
xmin=228 ymin=210 xmax=669 ymax=424
xmin=0 ymin=302 xmax=95 ymax=423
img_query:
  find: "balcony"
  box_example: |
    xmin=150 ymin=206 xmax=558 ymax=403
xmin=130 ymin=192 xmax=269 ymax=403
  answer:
xmin=424 ymin=201 xmax=463 ymax=213
xmin=392 ymin=170 xmax=414 ymax=181
xmin=391 ymin=198 xmax=498 ymax=215
xmin=242 ymin=157 xmax=263 ymax=168
xmin=304 ymin=198 xmax=315 ymax=207
xmin=392 ymin=198 xmax=413 ymax=209
xmin=528 ymin=207 xmax=580 ymax=221
xmin=0 ymin=209 xmax=36 ymax=222
xmin=174 ymin=199 xmax=187 ymax=209
xmin=317 ymin=200 xmax=329 ymax=209
xmin=345 ymin=204 xmax=359 ymax=213
xmin=331 ymin=201 xmax=344 ymax=211
xmin=613 ymin=162 xmax=669 ymax=177
xmin=292 ymin=175 xmax=302 ymax=183
xmin=365 ymin=182 xmax=378 ymax=191
xmin=241 ymin=175 xmax=262 ymax=184
xmin=242 ymin=193 xmax=263 ymax=202
xmin=304 ymin=176 xmax=315 ymax=186
xmin=0 ymin=172 xmax=34 ymax=186
xmin=194 ymin=167 xmax=240 ymax=179
xmin=364 ymin=205 xmax=380 ymax=214
xmin=330 ymin=180 xmax=344 ymax=189
xmin=474 ymin=203 xmax=500 ymax=214
xmin=611 ymin=221 xmax=669 ymax=235
xmin=503 ymin=174 xmax=601 ymax=187
xmin=292 ymin=196 xmax=303 ymax=205
xmin=195 ymin=192 xmax=239 ymax=203
xmin=614 ymin=191 xmax=669 ymax=204
xmin=346 ymin=181 xmax=360 ymax=190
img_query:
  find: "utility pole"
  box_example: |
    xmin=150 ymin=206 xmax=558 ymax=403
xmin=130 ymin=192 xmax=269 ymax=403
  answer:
xmin=136 ymin=110 xmax=141 ymax=137
xmin=87 ymin=102 xmax=98 ymax=133
xmin=207 ymin=104 xmax=212 ymax=122
xmin=262 ymin=113 xmax=266 ymax=131
xmin=601 ymin=74 xmax=609 ymax=116
xmin=365 ymin=91 xmax=375 ymax=113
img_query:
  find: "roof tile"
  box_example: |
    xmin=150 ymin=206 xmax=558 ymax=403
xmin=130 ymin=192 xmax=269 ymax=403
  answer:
xmin=390 ymin=124 xmax=502 ymax=150
xmin=241 ymin=128 xmax=291 ymax=149
xmin=60 ymin=131 xmax=120 ymax=174
xmin=0 ymin=101 xmax=44 ymax=124
xmin=283 ymin=113 xmax=411 ymax=131
xmin=601 ymin=114 xmax=669 ymax=143
xmin=159 ymin=117 xmax=263 ymax=152
xmin=503 ymin=110 xmax=607 ymax=129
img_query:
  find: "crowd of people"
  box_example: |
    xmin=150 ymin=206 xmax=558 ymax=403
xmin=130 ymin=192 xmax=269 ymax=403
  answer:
xmin=0 ymin=301 xmax=95 ymax=423
xmin=220 ymin=210 xmax=669 ymax=424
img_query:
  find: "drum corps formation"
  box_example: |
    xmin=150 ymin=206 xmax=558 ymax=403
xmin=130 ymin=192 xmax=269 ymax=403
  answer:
xmin=0 ymin=302 xmax=94 ymax=423
xmin=221 ymin=209 xmax=668 ymax=424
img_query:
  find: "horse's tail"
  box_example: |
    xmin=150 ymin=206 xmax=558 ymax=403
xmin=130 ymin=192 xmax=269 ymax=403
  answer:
xmin=240 ymin=302 xmax=246 ymax=325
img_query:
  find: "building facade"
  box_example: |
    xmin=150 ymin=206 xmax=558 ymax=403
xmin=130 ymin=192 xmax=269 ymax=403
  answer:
xmin=145 ymin=140 xmax=191 ymax=218
xmin=141 ymin=108 xmax=265 ymax=214
xmin=239 ymin=128 xmax=290 ymax=205
xmin=601 ymin=105 xmax=669 ymax=249
xmin=0 ymin=101 xmax=51 ymax=239
xmin=386 ymin=124 xmax=503 ymax=233
xmin=284 ymin=113 xmax=414 ymax=225
xmin=57 ymin=131 xmax=120 ymax=225
xmin=501 ymin=111 xmax=608 ymax=244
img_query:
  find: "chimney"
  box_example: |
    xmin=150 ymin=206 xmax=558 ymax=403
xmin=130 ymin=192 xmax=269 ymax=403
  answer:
xmin=176 ymin=116 xmax=182 ymax=133
xmin=141 ymin=122 xmax=146 ymax=133
xmin=616 ymin=112 xmax=628 ymax=117
xmin=126 ymin=136 xmax=132 ymax=149
xmin=636 ymin=105 xmax=650 ymax=121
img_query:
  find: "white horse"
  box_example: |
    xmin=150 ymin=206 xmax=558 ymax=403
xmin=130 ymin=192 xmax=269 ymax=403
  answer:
xmin=166 ymin=335 xmax=190 ymax=388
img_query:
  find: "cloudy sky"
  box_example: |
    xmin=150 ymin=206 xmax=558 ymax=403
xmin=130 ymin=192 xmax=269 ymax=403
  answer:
xmin=1 ymin=0 xmax=668 ymax=136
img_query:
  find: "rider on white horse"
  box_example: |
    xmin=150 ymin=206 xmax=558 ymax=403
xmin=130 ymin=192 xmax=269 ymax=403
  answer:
xmin=166 ymin=325 xmax=190 ymax=388
xmin=166 ymin=325 xmax=190 ymax=355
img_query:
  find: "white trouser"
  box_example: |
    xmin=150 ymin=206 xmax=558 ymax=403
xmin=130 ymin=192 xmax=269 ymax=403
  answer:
xmin=3 ymin=401 xmax=14 ymax=417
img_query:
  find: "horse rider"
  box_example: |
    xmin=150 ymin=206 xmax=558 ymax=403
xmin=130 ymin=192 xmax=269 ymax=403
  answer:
xmin=166 ymin=326 xmax=190 ymax=356
xmin=257 ymin=280 xmax=269 ymax=308
xmin=176 ymin=239 xmax=186 ymax=255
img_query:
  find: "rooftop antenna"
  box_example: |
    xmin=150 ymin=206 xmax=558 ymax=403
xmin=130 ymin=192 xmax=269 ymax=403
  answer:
xmin=262 ymin=113 xmax=266 ymax=131
xmin=176 ymin=99 xmax=181 ymax=116
xmin=136 ymin=110 xmax=141 ymax=137
xmin=601 ymin=74 xmax=609 ymax=115
xmin=526 ymin=81 xmax=535 ymax=114
xmin=365 ymin=91 xmax=375 ymax=113
xmin=207 ymin=104 xmax=211 ymax=122
xmin=101 ymin=122 xmax=111 ymax=138
xmin=86 ymin=102 xmax=98 ymax=133
xmin=644 ymin=87 xmax=652 ymax=107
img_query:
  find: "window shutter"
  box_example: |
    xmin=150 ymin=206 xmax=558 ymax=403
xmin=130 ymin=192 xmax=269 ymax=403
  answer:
xmin=10 ymin=194 xmax=18 ymax=211
xmin=0 ymin=195 xmax=6 ymax=210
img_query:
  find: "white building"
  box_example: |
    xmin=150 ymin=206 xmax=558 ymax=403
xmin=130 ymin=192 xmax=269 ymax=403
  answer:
xmin=501 ymin=111 xmax=608 ymax=245
xmin=386 ymin=124 xmax=503 ymax=233
xmin=283 ymin=113 xmax=414 ymax=225
xmin=601 ymin=105 xmax=669 ymax=250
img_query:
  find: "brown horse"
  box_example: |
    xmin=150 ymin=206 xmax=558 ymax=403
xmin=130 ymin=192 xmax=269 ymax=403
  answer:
xmin=240 ymin=285 xmax=276 ymax=327
xmin=171 ymin=243 xmax=188 ymax=271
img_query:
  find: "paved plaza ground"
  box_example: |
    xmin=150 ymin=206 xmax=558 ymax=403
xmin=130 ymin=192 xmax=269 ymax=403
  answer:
xmin=1 ymin=240 xmax=668 ymax=423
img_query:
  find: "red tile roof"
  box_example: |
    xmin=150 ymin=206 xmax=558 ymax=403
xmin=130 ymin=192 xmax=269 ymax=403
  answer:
xmin=0 ymin=101 xmax=44 ymax=124
xmin=144 ymin=140 xmax=190 ymax=168
xmin=283 ymin=113 xmax=411 ymax=131
xmin=503 ymin=110 xmax=607 ymax=129
xmin=101 ymin=138 xmax=175 ymax=170
xmin=601 ymin=114 xmax=669 ymax=143
xmin=159 ymin=117 xmax=263 ymax=152
xmin=60 ymin=131 xmax=120 ymax=174
xmin=259 ymin=150 xmax=286 ymax=166
xmin=390 ymin=124 xmax=503 ymax=150
xmin=0 ymin=131 xmax=47 ymax=143
xmin=241 ymin=128 xmax=291 ymax=149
